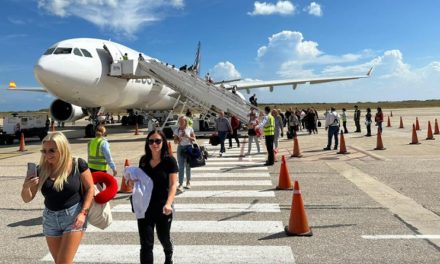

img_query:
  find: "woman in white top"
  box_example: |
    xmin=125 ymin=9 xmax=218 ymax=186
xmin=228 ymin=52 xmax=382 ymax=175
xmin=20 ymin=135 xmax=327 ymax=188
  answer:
xmin=173 ymin=116 xmax=196 ymax=192
xmin=247 ymin=112 xmax=261 ymax=155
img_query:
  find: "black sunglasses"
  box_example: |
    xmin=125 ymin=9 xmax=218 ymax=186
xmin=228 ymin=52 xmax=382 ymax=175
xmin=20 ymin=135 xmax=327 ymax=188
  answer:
xmin=148 ymin=139 xmax=163 ymax=145
xmin=40 ymin=148 xmax=57 ymax=154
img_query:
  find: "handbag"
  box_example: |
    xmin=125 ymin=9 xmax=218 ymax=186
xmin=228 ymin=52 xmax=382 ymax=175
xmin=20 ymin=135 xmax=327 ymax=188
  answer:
xmin=209 ymin=134 xmax=220 ymax=146
xmin=87 ymin=184 xmax=113 ymax=230
xmin=76 ymin=159 xmax=113 ymax=230
xmin=186 ymin=143 xmax=206 ymax=168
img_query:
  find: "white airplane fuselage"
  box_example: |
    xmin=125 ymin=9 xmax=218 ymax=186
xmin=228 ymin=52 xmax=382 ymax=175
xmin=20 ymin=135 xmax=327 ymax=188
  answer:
xmin=34 ymin=38 xmax=177 ymax=116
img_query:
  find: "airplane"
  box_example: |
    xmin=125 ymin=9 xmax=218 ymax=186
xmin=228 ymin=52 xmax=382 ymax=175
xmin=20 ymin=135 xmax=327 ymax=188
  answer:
xmin=8 ymin=38 xmax=372 ymax=137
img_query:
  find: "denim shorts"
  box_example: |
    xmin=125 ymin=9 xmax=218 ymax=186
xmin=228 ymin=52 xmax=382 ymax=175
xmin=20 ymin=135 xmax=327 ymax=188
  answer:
xmin=42 ymin=202 xmax=87 ymax=237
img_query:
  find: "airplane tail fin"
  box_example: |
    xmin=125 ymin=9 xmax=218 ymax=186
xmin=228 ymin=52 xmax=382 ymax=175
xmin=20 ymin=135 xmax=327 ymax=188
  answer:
xmin=189 ymin=41 xmax=201 ymax=76
xmin=8 ymin=81 xmax=16 ymax=89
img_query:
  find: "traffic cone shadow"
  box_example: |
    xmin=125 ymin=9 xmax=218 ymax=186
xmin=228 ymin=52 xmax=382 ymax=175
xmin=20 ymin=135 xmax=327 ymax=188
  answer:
xmin=374 ymin=128 xmax=386 ymax=150
xmin=18 ymin=133 xmax=26 ymax=152
xmin=426 ymin=121 xmax=435 ymax=140
xmin=434 ymin=119 xmax=440 ymax=135
xmin=119 ymin=159 xmax=133 ymax=193
xmin=337 ymin=130 xmax=349 ymax=154
xmin=415 ymin=117 xmax=421 ymax=131
xmin=386 ymin=116 xmax=391 ymax=127
xmin=276 ymin=155 xmax=293 ymax=190
xmin=409 ymin=124 xmax=420 ymax=145
xmin=290 ymin=136 xmax=303 ymax=158
xmin=399 ymin=116 xmax=404 ymax=129
xmin=285 ymin=180 xmax=313 ymax=236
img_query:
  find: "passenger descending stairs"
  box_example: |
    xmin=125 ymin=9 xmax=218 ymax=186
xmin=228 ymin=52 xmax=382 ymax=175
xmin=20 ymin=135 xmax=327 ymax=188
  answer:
xmin=136 ymin=60 xmax=256 ymax=122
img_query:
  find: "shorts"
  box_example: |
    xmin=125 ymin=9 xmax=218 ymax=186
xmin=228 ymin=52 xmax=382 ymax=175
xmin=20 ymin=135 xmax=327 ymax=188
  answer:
xmin=42 ymin=202 xmax=87 ymax=237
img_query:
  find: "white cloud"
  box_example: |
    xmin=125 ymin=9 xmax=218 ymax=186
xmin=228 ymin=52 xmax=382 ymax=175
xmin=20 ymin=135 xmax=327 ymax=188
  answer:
xmin=304 ymin=2 xmax=322 ymax=17
xmin=37 ymin=0 xmax=185 ymax=38
xmin=210 ymin=61 xmax=241 ymax=81
xmin=248 ymin=1 xmax=295 ymax=16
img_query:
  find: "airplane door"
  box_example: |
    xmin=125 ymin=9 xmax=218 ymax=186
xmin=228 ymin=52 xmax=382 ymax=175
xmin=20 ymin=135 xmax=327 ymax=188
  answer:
xmin=103 ymin=42 xmax=122 ymax=63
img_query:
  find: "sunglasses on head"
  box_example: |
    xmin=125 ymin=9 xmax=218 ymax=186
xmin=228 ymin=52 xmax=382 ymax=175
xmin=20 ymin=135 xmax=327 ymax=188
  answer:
xmin=40 ymin=148 xmax=57 ymax=154
xmin=148 ymin=139 xmax=163 ymax=145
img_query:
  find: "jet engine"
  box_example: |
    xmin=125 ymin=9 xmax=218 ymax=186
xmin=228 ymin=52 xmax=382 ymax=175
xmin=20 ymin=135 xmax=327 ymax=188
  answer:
xmin=50 ymin=99 xmax=87 ymax=122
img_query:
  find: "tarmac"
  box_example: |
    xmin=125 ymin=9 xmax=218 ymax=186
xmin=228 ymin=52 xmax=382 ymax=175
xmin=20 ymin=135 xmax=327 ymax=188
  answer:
xmin=1 ymin=107 xmax=440 ymax=263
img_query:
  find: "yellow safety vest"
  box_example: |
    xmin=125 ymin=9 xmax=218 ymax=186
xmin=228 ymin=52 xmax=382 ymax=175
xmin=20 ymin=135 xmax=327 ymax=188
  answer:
xmin=88 ymin=138 xmax=108 ymax=171
xmin=263 ymin=114 xmax=275 ymax=136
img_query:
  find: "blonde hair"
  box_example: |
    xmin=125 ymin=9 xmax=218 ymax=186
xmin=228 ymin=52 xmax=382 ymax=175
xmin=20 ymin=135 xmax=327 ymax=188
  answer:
xmin=95 ymin=125 xmax=106 ymax=137
xmin=38 ymin=132 xmax=73 ymax=192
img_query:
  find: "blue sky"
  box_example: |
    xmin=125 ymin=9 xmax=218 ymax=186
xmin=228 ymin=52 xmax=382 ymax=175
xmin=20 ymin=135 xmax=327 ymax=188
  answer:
xmin=1 ymin=0 xmax=440 ymax=111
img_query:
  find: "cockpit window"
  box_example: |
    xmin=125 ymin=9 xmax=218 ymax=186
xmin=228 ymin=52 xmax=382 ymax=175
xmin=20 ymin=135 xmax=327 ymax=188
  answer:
xmin=81 ymin=49 xmax=93 ymax=58
xmin=43 ymin=48 xmax=55 ymax=55
xmin=73 ymin=48 xmax=83 ymax=57
xmin=53 ymin=48 xmax=72 ymax=54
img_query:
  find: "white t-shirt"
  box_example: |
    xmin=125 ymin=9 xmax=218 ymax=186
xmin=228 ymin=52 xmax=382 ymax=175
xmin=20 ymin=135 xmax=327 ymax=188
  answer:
xmin=173 ymin=126 xmax=194 ymax=146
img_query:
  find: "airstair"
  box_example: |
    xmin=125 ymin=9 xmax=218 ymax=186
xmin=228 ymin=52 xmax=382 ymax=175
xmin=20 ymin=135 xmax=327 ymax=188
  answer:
xmin=121 ymin=59 xmax=257 ymax=122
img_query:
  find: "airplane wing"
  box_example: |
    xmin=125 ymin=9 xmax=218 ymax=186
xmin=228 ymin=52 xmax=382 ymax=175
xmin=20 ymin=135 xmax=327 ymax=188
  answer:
xmin=227 ymin=67 xmax=373 ymax=92
xmin=7 ymin=81 xmax=47 ymax=92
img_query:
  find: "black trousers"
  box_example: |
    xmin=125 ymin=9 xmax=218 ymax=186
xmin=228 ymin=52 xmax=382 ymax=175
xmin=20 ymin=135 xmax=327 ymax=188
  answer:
xmin=228 ymin=128 xmax=240 ymax=147
xmin=265 ymin=135 xmax=274 ymax=164
xmin=137 ymin=206 xmax=173 ymax=264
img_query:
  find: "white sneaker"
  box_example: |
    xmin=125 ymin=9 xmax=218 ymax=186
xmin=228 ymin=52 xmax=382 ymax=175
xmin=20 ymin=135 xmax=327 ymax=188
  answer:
xmin=184 ymin=182 xmax=191 ymax=189
xmin=177 ymin=185 xmax=184 ymax=192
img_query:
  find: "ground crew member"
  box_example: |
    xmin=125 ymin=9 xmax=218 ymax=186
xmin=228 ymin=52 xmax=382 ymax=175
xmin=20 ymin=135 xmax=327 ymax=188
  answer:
xmin=324 ymin=107 xmax=340 ymax=150
xmin=87 ymin=125 xmax=117 ymax=176
xmin=341 ymin=108 xmax=348 ymax=133
xmin=354 ymin=105 xmax=361 ymax=132
xmin=258 ymin=106 xmax=275 ymax=166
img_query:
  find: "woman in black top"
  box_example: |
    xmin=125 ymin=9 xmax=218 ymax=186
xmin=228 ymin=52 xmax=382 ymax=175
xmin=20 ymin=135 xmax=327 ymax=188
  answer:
xmin=20 ymin=132 xmax=94 ymax=263
xmin=134 ymin=129 xmax=178 ymax=264
xmin=365 ymin=108 xmax=373 ymax=137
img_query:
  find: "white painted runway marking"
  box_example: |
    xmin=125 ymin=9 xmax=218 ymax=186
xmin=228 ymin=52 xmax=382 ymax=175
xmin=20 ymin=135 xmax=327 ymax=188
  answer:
xmin=175 ymin=190 xmax=276 ymax=198
xmin=208 ymin=157 xmax=266 ymax=161
xmin=87 ymin=220 xmax=284 ymax=233
xmin=42 ymin=245 xmax=295 ymax=263
xmin=190 ymin=172 xmax=269 ymax=178
xmin=192 ymin=166 xmax=268 ymax=171
xmin=189 ymin=180 xmax=273 ymax=186
xmin=362 ymin=235 xmax=440 ymax=239
xmin=113 ymin=203 xmax=281 ymax=213
xmin=203 ymin=161 xmax=262 ymax=165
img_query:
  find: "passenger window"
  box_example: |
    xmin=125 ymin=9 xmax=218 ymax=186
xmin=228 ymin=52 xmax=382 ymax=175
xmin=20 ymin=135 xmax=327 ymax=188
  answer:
xmin=43 ymin=48 xmax=55 ymax=55
xmin=54 ymin=48 xmax=72 ymax=54
xmin=81 ymin=49 xmax=93 ymax=58
xmin=73 ymin=48 xmax=83 ymax=56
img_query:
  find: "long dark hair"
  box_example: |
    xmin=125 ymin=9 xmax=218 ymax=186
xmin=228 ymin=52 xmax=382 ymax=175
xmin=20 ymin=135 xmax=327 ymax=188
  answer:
xmin=143 ymin=129 xmax=169 ymax=161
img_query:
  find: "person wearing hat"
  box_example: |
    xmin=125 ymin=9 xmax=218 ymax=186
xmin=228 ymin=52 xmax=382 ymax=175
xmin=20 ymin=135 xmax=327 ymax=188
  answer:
xmin=353 ymin=105 xmax=361 ymax=132
xmin=324 ymin=107 xmax=340 ymax=150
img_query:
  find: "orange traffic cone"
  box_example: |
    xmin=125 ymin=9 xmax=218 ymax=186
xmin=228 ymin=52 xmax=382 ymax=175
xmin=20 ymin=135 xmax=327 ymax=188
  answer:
xmin=290 ymin=136 xmax=302 ymax=158
xmin=374 ymin=128 xmax=386 ymax=150
xmin=285 ymin=180 xmax=313 ymax=236
xmin=426 ymin=121 xmax=435 ymax=140
xmin=390 ymin=111 xmax=393 ymax=117
xmin=119 ymin=159 xmax=133 ymax=193
xmin=434 ymin=119 xmax=440 ymax=135
xmin=409 ymin=124 xmax=420 ymax=145
xmin=386 ymin=116 xmax=391 ymax=127
xmin=134 ymin=123 xmax=139 ymax=135
xmin=167 ymin=142 xmax=174 ymax=155
xmin=18 ymin=133 xmax=26 ymax=152
xmin=337 ymin=130 xmax=349 ymax=154
xmin=399 ymin=116 xmax=404 ymax=129
xmin=415 ymin=117 xmax=420 ymax=131
xmin=276 ymin=155 xmax=293 ymax=190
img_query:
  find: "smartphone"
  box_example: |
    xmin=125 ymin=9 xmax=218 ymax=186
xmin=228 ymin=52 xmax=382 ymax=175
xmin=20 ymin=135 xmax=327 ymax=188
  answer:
xmin=27 ymin=162 xmax=38 ymax=179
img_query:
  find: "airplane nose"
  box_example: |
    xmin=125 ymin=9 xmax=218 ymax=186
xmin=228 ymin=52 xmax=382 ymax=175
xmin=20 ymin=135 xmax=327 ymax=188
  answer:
xmin=34 ymin=56 xmax=61 ymax=87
